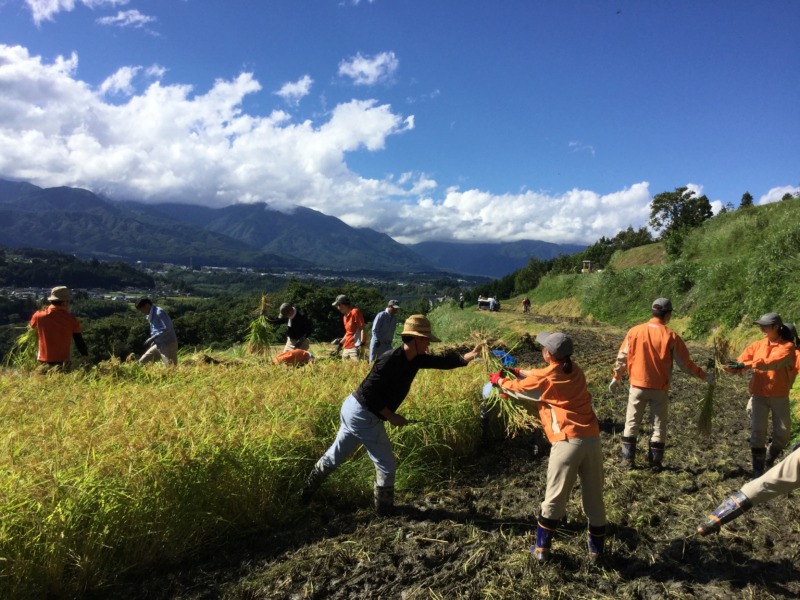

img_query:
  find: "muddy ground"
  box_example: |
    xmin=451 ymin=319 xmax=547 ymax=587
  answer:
xmin=101 ymin=317 xmax=800 ymax=599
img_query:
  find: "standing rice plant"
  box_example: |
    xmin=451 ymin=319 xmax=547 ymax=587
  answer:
xmin=246 ymin=295 xmax=276 ymax=357
xmin=4 ymin=326 xmax=38 ymax=369
xmin=697 ymin=335 xmax=731 ymax=435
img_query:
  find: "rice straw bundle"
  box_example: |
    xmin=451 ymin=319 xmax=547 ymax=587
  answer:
xmin=476 ymin=333 xmax=542 ymax=438
xmin=246 ymin=295 xmax=275 ymax=357
xmin=697 ymin=335 xmax=731 ymax=435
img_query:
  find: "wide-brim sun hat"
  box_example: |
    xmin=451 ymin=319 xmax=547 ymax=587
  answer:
xmin=401 ymin=314 xmax=440 ymax=342
xmin=48 ymin=286 xmax=69 ymax=302
xmin=535 ymin=331 xmax=573 ymax=359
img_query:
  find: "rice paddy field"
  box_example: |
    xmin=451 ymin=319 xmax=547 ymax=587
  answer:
xmin=3 ymin=306 xmax=800 ymax=599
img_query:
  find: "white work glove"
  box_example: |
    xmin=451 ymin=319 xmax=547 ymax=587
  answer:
xmin=608 ymin=377 xmax=621 ymax=394
xmin=354 ymin=339 xmax=362 ymax=348
xmin=705 ymin=372 xmax=715 ymax=385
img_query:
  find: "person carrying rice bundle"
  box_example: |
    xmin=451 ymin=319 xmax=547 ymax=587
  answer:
xmin=489 ymin=331 xmax=606 ymax=564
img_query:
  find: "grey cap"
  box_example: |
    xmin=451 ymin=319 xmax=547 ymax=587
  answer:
xmin=651 ymin=297 xmax=673 ymax=312
xmin=279 ymin=303 xmax=293 ymax=318
xmin=387 ymin=299 xmax=400 ymax=308
xmin=332 ymin=294 xmax=351 ymax=307
xmin=754 ymin=312 xmax=782 ymax=326
xmin=536 ymin=331 xmax=573 ymax=359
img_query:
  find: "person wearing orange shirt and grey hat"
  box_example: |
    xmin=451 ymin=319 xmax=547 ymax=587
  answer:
xmin=489 ymin=331 xmax=606 ymax=564
xmin=608 ymin=298 xmax=712 ymax=471
xmin=725 ymin=312 xmax=796 ymax=478
xmin=332 ymin=294 xmax=365 ymax=361
xmin=29 ymin=286 xmax=88 ymax=368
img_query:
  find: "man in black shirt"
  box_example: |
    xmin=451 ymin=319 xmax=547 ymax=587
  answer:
xmin=300 ymin=314 xmax=483 ymax=514
xmin=269 ymin=303 xmax=314 ymax=352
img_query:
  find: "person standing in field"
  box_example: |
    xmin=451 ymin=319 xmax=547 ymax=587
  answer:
xmin=608 ymin=298 xmax=712 ymax=470
xmin=300 ymin=314 xmax=484 ymax=515
xmin=268 ymin=302 xmax=314 ymax=352
xmin=136 ymin=297 xmax=178 ymax=366
xmin=332 ymin=294 xmax=365 ymax=361
xmin=29 ymin=286 xmax=88 ymax=369
xmin=459 ymin=293 xmax=465 ymax=310
xmin=369 ymin=299 xmax=400 ymax=362
xmin=724 ymin=313 xmax=796 ymax=478
xmin=490 ymin=331 xmax=606 ymax=564
xmin=697 ymin=444 xmax=800 ymax=536
xmin=522 ymin=297 xmax=531 ymax=313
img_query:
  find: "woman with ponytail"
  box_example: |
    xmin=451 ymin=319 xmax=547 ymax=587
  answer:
xmin=489 ymin=331 xmax=606 ymax=565
xmin=725 ymin=313 xmax=796 ymax=478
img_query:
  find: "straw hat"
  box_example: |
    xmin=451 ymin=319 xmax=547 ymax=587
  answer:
xmin=400 ymin=314 xmax=440 ymax=342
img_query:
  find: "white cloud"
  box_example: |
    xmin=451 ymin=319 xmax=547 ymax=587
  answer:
xmin=568 ymin=140 xmax=595 ymax=157
xmin=24 ymin=0 xmax=128 ymax=24
xmin=0 ymin=44 xmax=657 ymax=245
xmin=274 ymin=75 xmax=313 ymax=106
xmin=338 ymin=51 xmax=398 ymax=86
xmin=758 ymin=185 xmax=800 ymax=205
xmin=96 ymin=9 xmax=156 ymax=28
xmin=99 ymin=65 xmax=141 ymax=96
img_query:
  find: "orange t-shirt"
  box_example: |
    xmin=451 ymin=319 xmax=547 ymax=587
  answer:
xmin=499 ymin=362 xmax=599 ymax=443
xmin=613 ymin=318 xmax=705 ymax=390
xmin=272 ymin=349 xmax=312 ymax=366
xmin=736 ymin=338 xmax=795 ymax=397
xmin=342 ymin=308 xmax=365 ymax=349
xmin=30 ymin=305 xmax=82 ymax=363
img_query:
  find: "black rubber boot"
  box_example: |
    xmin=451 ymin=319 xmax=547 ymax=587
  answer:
xmin=300 ymin=459 xmax=335 ymax=504
xmin=620 ymin=436 xmax=637 ymax=469
xmin=587 ymin=524 xmax=606 ymax=563
xmin=374 ymin=485 xmax=395 ymax=516
xmin=648 ymin=441 xmax=665 ymax=471
xmin=766 ymin=442 xmax=782 ymax=469
xmin=697 ymin=490 xmax=752 ymax=536
xmin=751 ymin=447 xmax=767 ymax=480
xmin=530 ymin=515 xmax=560 ymax=564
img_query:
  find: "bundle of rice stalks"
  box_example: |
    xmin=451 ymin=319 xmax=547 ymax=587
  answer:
xmin=697 ymin=335 xmax=731 ymax=435
xmin=476 ymin=335 xmax=542 ymax=438
xmin=246 ymin=295 xmax=276 ymax=357
xmin=4 ymin=326 xmax=38 ymax=369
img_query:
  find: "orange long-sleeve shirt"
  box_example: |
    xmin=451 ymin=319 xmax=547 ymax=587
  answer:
xmin=735 ymin=338 xmax=795 ymax=398
xmin=498 ymin=362 xmax=599 ymax=444
xmin=613 ymin=318 xmax=705 ymax=391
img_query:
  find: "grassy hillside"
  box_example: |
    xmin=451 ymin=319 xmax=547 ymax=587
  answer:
xmin=527 ymin=199 xmax=800 ymax=340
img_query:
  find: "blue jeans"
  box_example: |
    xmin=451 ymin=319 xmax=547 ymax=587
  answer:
xmin=320 ymin=394 xmax=397 ymax=487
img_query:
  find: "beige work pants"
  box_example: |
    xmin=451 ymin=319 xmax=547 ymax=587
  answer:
xmin=139 ymin=341 xmax=178 ymax=366
xmin=741 ymin=447 xmax=800 ymax=506
xmin=283 ymin=337 xmax=310 ymax=352
xmin=540 ymin=436 xmax=606 ymax=526
xmin=749 ymin=395 xmax=791 ymax=451
xmin=341 ymin=347 xmax=360 ymax=361
xmin=623 ymin=387 xmax=670 ymax=443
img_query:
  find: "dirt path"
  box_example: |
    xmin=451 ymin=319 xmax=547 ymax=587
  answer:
xmin=102 ymin=319 xmax=800 ymax=599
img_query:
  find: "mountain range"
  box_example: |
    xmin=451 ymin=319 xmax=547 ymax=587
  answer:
xmin=0 ymin=179 xmax=584 ymax=277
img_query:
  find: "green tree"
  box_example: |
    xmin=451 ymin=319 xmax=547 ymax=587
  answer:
xmin=782 ymin=192 xmax=795 ymax=201
xmin=739 ymin=192 xmax=754 ymax=208
xmin=649 ymin=187 xmax=713 ymax=240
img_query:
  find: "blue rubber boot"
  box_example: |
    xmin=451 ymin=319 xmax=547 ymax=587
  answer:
xmin=587 ymin=524 xmax=606 ymax=563
xmin=751 ymin=447 xmax=767 ymax=480
xmin=530 ymin=516 xmax=559 ymax=564
xmin=697 ymin=490 xmax=752 ymax=536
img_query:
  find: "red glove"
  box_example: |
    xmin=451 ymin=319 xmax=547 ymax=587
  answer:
xmin=505 ymin=367 xmax=521 ymax=378
xmin=489 ymin=371 xmax=503 ymax=386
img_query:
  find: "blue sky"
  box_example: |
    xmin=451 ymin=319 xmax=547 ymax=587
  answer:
xmin=0 ymin=0 xmax=798 ymax=245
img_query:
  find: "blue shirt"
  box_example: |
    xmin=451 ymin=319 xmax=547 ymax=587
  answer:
xmin=146 ymin=305 xmax=177 ymax=348
xmin=369 ymin=309 xmax=397 ymax=361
